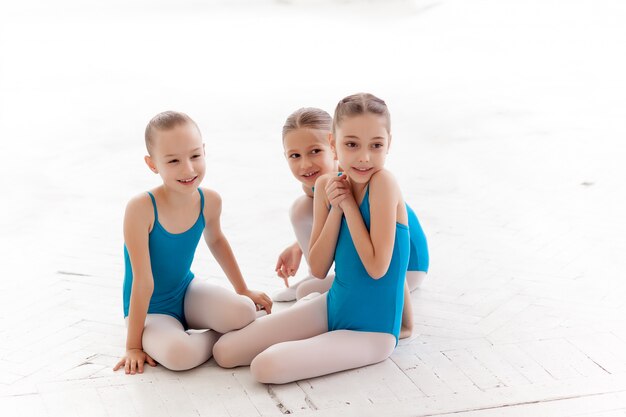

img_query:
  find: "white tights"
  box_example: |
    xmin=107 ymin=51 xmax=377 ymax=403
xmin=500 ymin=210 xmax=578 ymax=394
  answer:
xmin=132 ymin=278 xmax=257 ymax=371
xmin=213 ymin=294 xmax=396 ymax=384
xmin=297 ymin=271 xmax=425 ymax=298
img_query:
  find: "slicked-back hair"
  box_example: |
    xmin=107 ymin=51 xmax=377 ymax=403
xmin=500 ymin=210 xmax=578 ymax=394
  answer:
xmin=332 ymin=93 xmax=391 ymax=134
xmin=282 ymin=107 xmax=332 ymax=139
xmin=145 ymin=111 xmax=200 ymax=153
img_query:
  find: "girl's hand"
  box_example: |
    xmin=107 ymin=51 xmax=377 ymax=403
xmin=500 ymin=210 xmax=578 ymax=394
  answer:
xmin=242 ymin=289 xmax=273 ymax=314
xmin=337 ymin=177 xmax=356 ymax=211
xmin=325 ymin=174 xmax=351 ymax=211
xmin=275 ymin=243 xmax=303 ymax=287
xmin=113 ymin=348 xmax=156 ymax=375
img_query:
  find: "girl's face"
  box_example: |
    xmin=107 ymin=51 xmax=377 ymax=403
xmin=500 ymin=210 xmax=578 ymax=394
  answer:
xmin=145 ymin=122 xmax=206 ymax=193
xmin=283 ymin=128 xmax=337 ymax=188
xmin=332 ymin=113 xmax=391 ymax=185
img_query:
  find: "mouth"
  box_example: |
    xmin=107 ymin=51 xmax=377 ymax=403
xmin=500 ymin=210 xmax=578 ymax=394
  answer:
xmin=301 ymin=170 xmax=320 ymax=179
xmin=178 ymin=176 xmax=198 ymax=185
xmin=352 ymin=167 xmax=373 ymax=175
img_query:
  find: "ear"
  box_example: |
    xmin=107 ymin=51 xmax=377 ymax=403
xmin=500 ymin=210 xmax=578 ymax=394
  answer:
xmin=144 ymin=155 xmax=158 ymax=174
xmin=329 ymin=133 xmax=338 ymax=160
xmin=387 ymin=134 xmax=392 ymax=153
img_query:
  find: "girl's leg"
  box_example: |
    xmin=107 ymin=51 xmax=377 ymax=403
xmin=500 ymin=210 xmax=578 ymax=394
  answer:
xmin=273 ymin=196 xmax=316 ymax=302
xmin=400 ymin=280 xmax=414 ymax=339
xmin=184 ymin=278 xmax=256 ymax=334
xmin=141 ymin=314 xmax=220 ymax=371
xmin=296 ymin=273 xmax=423 ymax=339
xmin=292 ymin=292 xmax=321 ymax=305
xmin=406 ymin=271 xmax=426 ymax=292
xmin=296 ymin=271 xmax=425 ymax=300
xmin=273 ymin=276 xmax=315 ymax=302
xmin=213 ymin=292 xmax=328 ymax=368
xmin=400 ymin=271 xmax=426 ymax=339
xmin=295 ymin=274 xmax=334 ymax=300
xmin=251 ymin=330 xmax=396 ymax=384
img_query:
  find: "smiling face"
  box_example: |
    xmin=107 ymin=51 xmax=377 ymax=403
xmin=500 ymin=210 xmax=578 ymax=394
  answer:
xmin=283 ymin=128 xmax=337 ymax=188
xmin=144 ymin=122 xmax=206 ymax=193
xmin=332 ymin=113 xmax=391 ymax=184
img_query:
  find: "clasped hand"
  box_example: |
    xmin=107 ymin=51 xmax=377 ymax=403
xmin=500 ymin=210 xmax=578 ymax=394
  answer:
xmin=325 ymin=173 xmax=354 ymax=211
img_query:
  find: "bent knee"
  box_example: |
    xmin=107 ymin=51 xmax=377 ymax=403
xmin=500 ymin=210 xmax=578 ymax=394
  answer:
xmin=213 ymin=335 xmax=240 ymax=368
xmin=231 ymin=297 xmax=256 ymax=330
xmin=295 ymin=282 xmax=321 ymax=300
xmin=371 ymin=334 xmax=396 ymax=363
xmin=250 ymin=349 xmax=286 ymax=384
xmin=152 ymin=338 xmax=205 ymax=371
xmin=218 ymin=299 xmax=256 ymax=333
xmin=349 ymin=331 xmax=396 ymax=365
xmin=406 ymin=271 xmax=426 ymax=291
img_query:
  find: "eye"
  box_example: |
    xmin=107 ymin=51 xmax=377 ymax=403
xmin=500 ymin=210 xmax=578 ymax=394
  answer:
xmin=191 ymin=154 xmax=202 ymax=159
xmin=345 ymin=142 xmax=357 ymax=148
xmin=310 ymin=148 xmax=322 ymax=155
xmin=168 ymin=159 xmax=179 ymax=164
xmin=372 ymin=143 xmax=384 ymax=149
xmin=289 ymin=153 xmax=301 ymax=159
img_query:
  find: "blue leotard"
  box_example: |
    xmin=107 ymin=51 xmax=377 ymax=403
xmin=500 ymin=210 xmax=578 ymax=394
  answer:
xmin=315 ymin=180 xmax=428 ymax=273
xmin=406 ymin=204 xmax=429 ymax=273
xmin=123 ymin=189 xmax=205 ymax=328
xmin=326 ymin=187 xmax=410 ymax=343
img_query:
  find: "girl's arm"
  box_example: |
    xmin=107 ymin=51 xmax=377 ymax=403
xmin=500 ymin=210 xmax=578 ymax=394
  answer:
xmin=201 ymin=188 xmax=272 ymax=312
xmin=275 ymin=242 xmax=303 ymax=285
xmin=276 ymin=194 xmax=313 ymax=283
xmin=114 ymin=195 xmax=157 ymax=374
xmin=340 ymin=170 xmax=400 ymax=279
xmin=308 ymin=174 xmax=346 ymax=279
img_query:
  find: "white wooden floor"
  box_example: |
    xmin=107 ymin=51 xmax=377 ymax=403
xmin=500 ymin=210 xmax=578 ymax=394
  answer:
xmin=1 ymin=0 xmax=626 ymax=416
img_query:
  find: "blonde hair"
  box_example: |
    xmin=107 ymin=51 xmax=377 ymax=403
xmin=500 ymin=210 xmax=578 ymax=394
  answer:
xmin=282 ymin=107 xmax=332 ymax=139
xmin=145 ymin=111 xmax=200 ymax=153
xmin=332 ymin=93 xmax=391 ymax=134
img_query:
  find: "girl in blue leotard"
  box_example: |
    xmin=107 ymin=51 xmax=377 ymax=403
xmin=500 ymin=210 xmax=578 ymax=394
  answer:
xmin=214 ymin=93 xmax=418 ymax=384
xmin=113 ymin=111 xmax=272 ymax=375
xmin=272 ymin=107 xmax=429 ymax=338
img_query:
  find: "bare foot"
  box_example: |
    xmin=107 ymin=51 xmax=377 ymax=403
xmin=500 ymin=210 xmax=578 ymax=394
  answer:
xmin=399 ymin=324 xmax=413 ymax=339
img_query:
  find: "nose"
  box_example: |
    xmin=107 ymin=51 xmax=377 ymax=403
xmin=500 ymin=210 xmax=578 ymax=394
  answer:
xmin=358 ymin=150 xmax=369 ymax=163
xmin=301 ymin=156 xmax=313 ymax=169
xmin=183 ymin=159 xmax=195 ymax=175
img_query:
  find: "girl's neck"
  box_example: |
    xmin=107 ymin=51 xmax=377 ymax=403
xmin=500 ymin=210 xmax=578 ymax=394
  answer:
xmin=350 ymin=180 xmax=369 ymax=205
xmin=155 ymin=185 xmax=198 ymax=208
